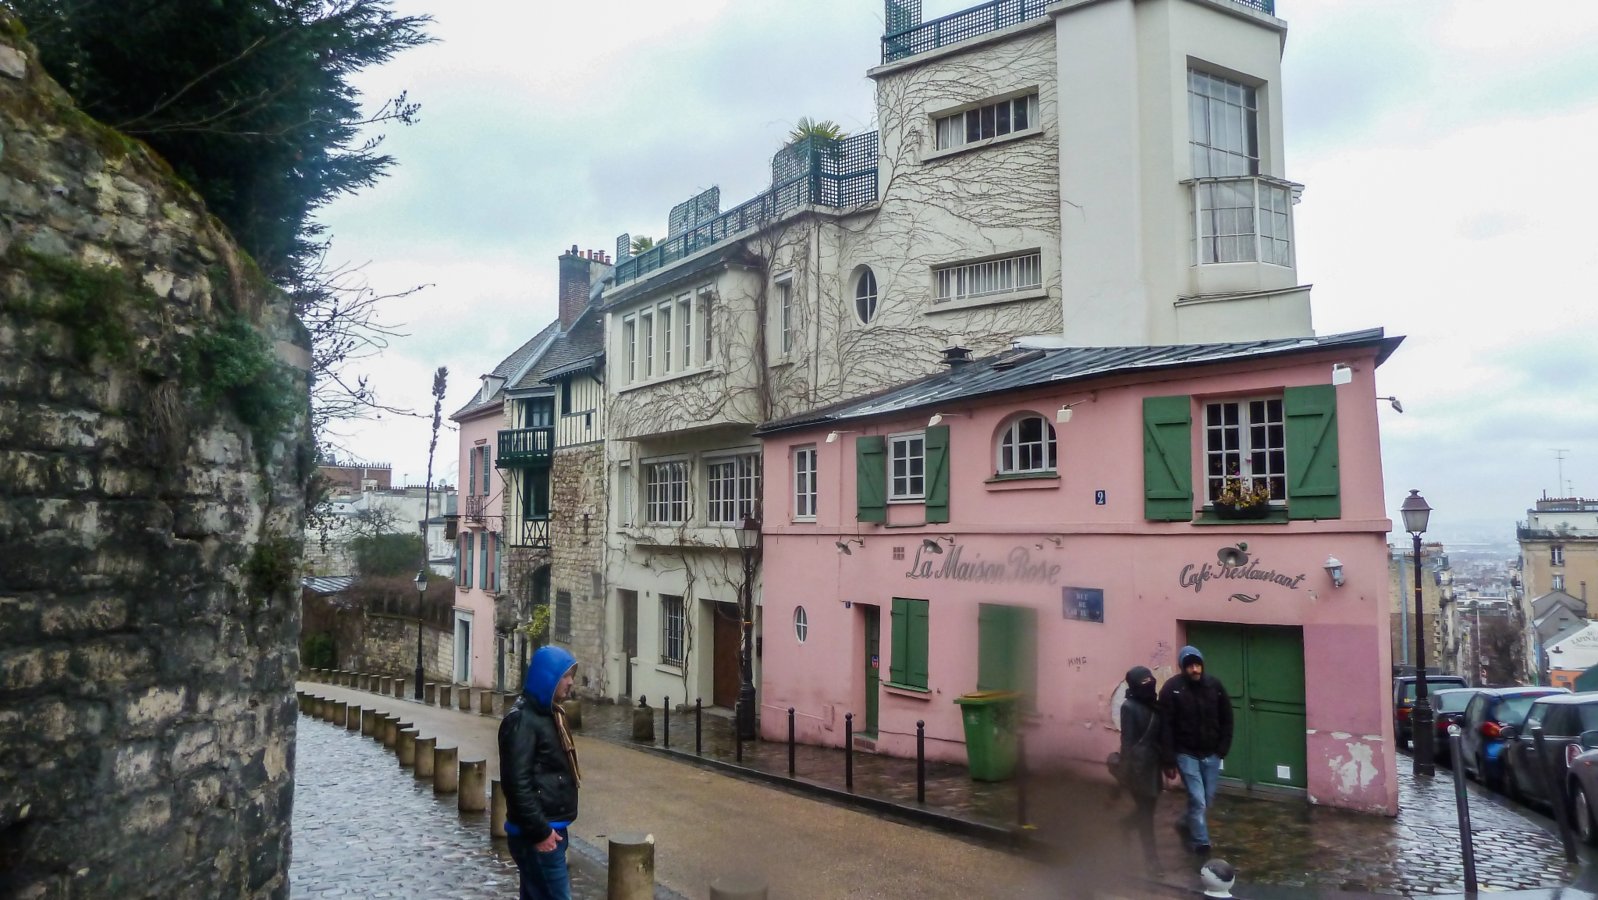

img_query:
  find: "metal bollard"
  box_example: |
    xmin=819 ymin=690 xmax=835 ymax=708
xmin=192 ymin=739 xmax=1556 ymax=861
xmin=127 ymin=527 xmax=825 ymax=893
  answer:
xmin=663 ymin=697 xmax=671 ymax=749
xmin=434 ymin=746 xmax=459 ymax=793
xmin=845 ymin=712 xmax=854 ymax=791
xmin=696 ymin=698 xmax=703 ymax=756
xmin=788 ymin=708 xmax=796 ymax=777
xmin=1532 ymin=726 xmax=1580 ymax=863
xmin=1016 ymin=731 xmax=1030 ymax=827
xmin=490 ymin=778 xmax=508 ymax=837
xmin=397 ymin=728 xmax=418 ymax=767
xmin=607 ymin=832 xmax=655 ymax=900
xmin=346 ymin=705 xmax=362 ymax=732
xmin=1448 ymin=732 xmax=1478 ymax=892
xmin=709 ymin=875 xmax=769 ymax=900
xmin=916 ymin=719 xmax=926 ymax=804
xmin=415 ymin=736 xmax=437 ymax=780
xmin=459 ymin=759 xmax=487 ymax=812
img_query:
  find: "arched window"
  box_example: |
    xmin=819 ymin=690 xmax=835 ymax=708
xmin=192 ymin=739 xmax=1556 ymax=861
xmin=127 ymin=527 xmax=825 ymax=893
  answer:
xmin=997 ymin=414 xmax=1057 ymax=474
xmin=854 ymin=268 xmax=878 ymax=324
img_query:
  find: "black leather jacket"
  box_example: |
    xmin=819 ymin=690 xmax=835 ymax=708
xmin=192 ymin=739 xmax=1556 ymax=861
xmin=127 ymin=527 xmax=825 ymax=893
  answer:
xmin=497 ymin=695 xmax=578 ymax=841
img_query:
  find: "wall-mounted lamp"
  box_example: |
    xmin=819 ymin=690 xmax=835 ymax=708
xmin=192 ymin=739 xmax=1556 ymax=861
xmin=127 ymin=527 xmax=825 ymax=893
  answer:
xmin=1331 ymin=363 xmax=1354 ymax=386
xmin=1377 ymin=396 xmax=1404 ymax=413
xmin=927 ymin=412 xmax=966 ymax=427
xmin=834 ymin=538 xmax=864 ymax=555
xmin=1035 ymin=536 xmax=1063 ymax=549
xmin=921 ymin=536 xmax=954 ymax=554
xmin=1056 ymin=391 xmax=1097 ymax=423
xmin=1324 ymin=555 xmax=1345 ymax=588
xmin=826 ymin=430 xmax=858 ymax=444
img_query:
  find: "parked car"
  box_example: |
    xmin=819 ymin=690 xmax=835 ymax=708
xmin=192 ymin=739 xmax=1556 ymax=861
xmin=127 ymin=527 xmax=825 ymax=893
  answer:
xmin=1503 ymin=693 xmax=1598 ymax=809
xmin=1460 ymin=686 xmax=1569 ymax=790
xmin=1563 ymin=744 xmax=1598 ymax=845
xmin=1430 ymin=688 xmax=1483 ymax=764
xmin=1393 ymin=675 xmax=1469 ymax=748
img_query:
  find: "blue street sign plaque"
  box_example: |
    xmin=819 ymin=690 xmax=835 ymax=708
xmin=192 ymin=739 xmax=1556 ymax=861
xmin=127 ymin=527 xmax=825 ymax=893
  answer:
xmin=1063 ymin=587 xmax=1104 ymax=623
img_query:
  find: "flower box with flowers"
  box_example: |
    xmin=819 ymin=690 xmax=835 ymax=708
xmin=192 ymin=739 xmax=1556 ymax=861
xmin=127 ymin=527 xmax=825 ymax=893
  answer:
xmin=1211 ymin=476 xmax=1272 ymax=520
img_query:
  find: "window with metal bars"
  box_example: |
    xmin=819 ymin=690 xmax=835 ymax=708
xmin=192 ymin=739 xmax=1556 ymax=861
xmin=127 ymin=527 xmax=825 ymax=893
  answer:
xmin=661 ymin=594 xmax=685 ymax=665
xmin=933 ymin=251 xmax=1042 ymax=303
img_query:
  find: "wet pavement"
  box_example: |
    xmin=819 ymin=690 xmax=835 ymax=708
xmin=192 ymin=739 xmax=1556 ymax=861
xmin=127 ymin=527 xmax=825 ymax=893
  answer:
xmin=289 ymin=713 xmax=608 ymax=899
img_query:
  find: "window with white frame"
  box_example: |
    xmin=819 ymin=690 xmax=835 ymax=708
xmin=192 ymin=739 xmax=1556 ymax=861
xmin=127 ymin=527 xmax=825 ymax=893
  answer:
xmin=1189 ymin=70 xmax=1258 ymax=178
xmin=778 ymin=279 xmax=793 ymax=354
xmin=889 ymin=433 xmax=926 ymax=501
xmin=935 ymin=92 xmax=1038 ymax=151
xmin=1554 ymin=574 xmax=1566 ymax=592
xmin=660 ymin=594 xmax=685 ymax=665
xmin=854 ymin=268 xmax=878 ymax=324
xmin=699 ymin=288 xmax=714 ymax=364
xmin=997 ymin=415 xmax=1057 ymax=475
xmin=706 ymin=452 xmax=762 ymax=525
xmin=622 ymin=316 xmax=637 ymax=383
xmin=934 ymin=251 xmax=1042 ymax=304
xmin=1203 ymin=397 xmax=1286 ymax=505
xmin=1552 ymin=545 xmax=1565 ymax=566
xmin=660 ymin=301 xmax=674 ymax=372
xmin=793 ymin=445 xmax=817 ymax=519
xmin=645 ymin=460 xmax=689 ymax=524
xmin=640 ymin=309 xmax=654 ymax=378
xmin=1193 ymin=178 xmax=1291 ymax=266
xmin=678 ymin=294 xmax=693 ymax=368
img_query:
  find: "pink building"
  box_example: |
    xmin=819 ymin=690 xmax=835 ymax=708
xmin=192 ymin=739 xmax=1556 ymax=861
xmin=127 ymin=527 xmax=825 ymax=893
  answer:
xmin=756 ymin=330 xmax=1404 ymax=814
xmin=450 ymin=385 xmax=510 ymax=689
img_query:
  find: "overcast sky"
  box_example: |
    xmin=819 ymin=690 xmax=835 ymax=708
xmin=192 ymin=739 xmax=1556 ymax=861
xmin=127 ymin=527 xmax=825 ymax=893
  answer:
xmin=315 ymin=0 xmax=1598 ymax=547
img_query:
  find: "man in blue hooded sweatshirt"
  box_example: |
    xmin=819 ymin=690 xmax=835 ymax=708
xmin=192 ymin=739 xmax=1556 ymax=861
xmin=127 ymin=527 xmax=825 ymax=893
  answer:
xmin=499 ymin=646 xmax=581 ymax=900
xmin=1158 ymin=645 xmax=1232 ymax=857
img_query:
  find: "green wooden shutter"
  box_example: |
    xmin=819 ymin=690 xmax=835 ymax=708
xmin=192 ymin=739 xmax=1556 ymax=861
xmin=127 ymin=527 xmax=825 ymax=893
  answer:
xmin=478 ymin=532 xmax=489 ymax=587
xmin=1143 ymin=395 xmax=1193 ymax=521
xmin=908 ymin=599 xmax=930 ymax=689
xmin=463 ymin=533 xmax=474 ymax=589
xmin=1284 ymin=384 xmax=1341 ymax=520
xmin=924 ymin=425 xmax=950 ymax=523
xmin=468 ymin=448 xmax=478 ymax=495
xmin=889 ymin=597 xmax=908 ymax=684
xmin=977 ymin=604 xmax=1016 ymax=692
xmin=856 ymin=436 xmax=887 ymax=523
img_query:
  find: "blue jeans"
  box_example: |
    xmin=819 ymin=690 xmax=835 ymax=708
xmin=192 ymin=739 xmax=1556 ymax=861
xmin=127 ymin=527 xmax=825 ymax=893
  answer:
xmin=1176 ymin=753 xmax=1222 ymax=848
xmin=507 ymin=829 xmax=570 ymax=900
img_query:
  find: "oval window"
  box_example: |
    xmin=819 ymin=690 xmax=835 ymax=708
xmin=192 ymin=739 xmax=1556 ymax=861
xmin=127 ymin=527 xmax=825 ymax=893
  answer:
xmin=794 ymin=606 xmax=809 ymax=643
xmin=854 ymin=268 xmax=878 ymax=324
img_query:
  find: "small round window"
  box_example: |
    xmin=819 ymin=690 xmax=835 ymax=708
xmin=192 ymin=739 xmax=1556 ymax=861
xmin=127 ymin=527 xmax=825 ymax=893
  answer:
xmin=794 ymin=606 xmax=809 ymax=643
xmin=854 ymin=268 xmax=878 ymax=324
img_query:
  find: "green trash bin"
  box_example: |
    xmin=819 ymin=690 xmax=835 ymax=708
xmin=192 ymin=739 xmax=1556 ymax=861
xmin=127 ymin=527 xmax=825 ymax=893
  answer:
xmin=954 ymin=690 xmax=1020 ymax=781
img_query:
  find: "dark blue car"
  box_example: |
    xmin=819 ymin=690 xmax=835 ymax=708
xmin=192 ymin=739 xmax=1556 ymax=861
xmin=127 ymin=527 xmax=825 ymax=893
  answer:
xmin=1460 ymin=687 xmax=1569 ymax=790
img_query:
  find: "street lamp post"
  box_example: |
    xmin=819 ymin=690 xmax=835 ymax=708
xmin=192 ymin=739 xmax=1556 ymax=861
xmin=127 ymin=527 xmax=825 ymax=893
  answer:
xmin=735 ymin=514 xmax=760 ymax=741
xmin=1402 ymin=489 xmax=1434 ymax=776
xmin=413 ymin=569 xmax=427 ymax=700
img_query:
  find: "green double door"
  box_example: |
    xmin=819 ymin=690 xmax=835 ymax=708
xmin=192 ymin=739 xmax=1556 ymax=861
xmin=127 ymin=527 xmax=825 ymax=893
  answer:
xmin=1184 ymin=623 xmax=1307 ymax=791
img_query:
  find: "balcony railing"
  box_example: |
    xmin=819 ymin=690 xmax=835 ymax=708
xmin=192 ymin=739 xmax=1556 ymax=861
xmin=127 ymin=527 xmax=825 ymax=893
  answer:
xmin=509 ymin=516 xmax=550 ymax=550
xmin=498 ymin=427 xmax=554 ymax=466
xmin=613 ymin=133 xmax=878 ymax=287
xmin=882 ymin=0 xmax=1049 ymax=63
xmin=464 ymin=495 xmax=487 ymax=523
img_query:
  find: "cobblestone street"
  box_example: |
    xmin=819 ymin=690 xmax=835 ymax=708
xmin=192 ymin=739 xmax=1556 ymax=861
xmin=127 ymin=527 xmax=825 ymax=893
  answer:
xmin=290 ymin=714 xmax=607 ymax=899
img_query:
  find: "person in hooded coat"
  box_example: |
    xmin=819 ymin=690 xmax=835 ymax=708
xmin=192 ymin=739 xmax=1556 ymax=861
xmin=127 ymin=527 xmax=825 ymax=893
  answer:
xmin=1119 ymin=665 xmax=1163 ymax=873
xmin=498 ymin=645 xmax=582 ymax=900
xmin=1158 ymin=645 xmax=1232 ymax=856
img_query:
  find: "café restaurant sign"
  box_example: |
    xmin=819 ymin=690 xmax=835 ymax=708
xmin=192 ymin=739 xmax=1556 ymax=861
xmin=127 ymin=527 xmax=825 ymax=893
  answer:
xmin=1179 ymin=543 xmax=1307 ymax=600
xmin=905 ymin=543 xmax=1061 ymax=585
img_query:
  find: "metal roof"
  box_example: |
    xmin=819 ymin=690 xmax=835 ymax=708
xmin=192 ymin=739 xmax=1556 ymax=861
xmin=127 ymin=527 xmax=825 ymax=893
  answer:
xmin=301 ymin=575 xmax=357 ymax=595
xmin=757 ymin=328 xmax=1402 ymax=436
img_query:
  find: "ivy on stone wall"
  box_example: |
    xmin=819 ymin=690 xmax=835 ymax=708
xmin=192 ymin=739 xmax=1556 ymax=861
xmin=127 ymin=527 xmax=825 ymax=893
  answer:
xmin=244 ymin=535 xmax=303 ymax=602
xmin=181 ymin=315 xmax=300 ymax=462
xmin=6 ymin=247 xmax=154 ymax=363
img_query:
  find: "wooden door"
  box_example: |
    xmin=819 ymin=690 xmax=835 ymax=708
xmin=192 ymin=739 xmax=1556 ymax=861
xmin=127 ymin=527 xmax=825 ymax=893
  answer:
xmin=864 ymin=606 xmax=880 ymax=736
xmin=621 ymin=590 xmax=638 ymax=699
xmin=714 ymin=602 xmax=740 ymax=708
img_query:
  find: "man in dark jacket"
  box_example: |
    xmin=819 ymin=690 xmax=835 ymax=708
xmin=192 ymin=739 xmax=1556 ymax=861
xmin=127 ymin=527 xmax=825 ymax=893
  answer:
xmin=1158 ymin=645 xmax=1232 ymax=856
xmin=499 ymin=645 xmax=581 ymax=900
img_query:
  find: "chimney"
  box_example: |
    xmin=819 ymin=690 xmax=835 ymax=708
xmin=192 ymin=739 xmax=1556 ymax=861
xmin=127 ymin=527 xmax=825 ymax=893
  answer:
xmin=558 ymin=245 xmax=590 ymax=330
xmin=942 ymin=346 xmax=972 ymax=367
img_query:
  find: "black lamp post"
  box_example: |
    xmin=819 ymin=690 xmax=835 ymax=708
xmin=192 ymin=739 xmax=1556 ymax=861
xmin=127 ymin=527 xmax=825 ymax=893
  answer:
xmin=735 ymin=513 xmax=760 ymax=741
xmin=413 ymin=568 xmax=427 ymax=700
xmin=1401 ymin=489 xmax=1434 ymax=776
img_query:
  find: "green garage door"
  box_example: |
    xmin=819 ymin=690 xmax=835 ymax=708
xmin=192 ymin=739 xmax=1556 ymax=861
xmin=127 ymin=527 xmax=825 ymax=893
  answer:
xmin=1184 ymin=623 xmax=1306 ymax=790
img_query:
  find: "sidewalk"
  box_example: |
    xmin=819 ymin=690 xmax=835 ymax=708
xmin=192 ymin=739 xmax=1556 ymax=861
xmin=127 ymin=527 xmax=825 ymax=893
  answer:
xmin=295 ymin=680 xmax=1591 ymax=897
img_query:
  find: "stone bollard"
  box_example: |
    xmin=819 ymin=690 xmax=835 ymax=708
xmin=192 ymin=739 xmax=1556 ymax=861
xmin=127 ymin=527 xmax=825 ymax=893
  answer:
xmin=459 ymin=759 xmax=487 ymax=812
xmin=324 ymin=698 xmax=340 ymax=723
xmin=392 ymin=677 xmax=406 ymax=699
xmin=424 ymin=683 xmax=437 ymax=705
xmin=338 ymin=671 xmax=350 ymax=687
xmin=459 ymin=687 xmax=474 ymax=712
xmin=314 ymin=696 xmax=328 ymax=719
xmin=607 ymin=833 xmax=656 ymax=900
xmin=361 ymin=707 xmax=378 ymax=736
xmin=376 ymin=676 xmax=390 ymax=695
xmin=415 ymin=737 xmax=437 ymax=780
xmin=490 ymin=779 xmax=508 ymax=837
xmin=356 ymin=673 xmax=368 ymax=691
xmin=434 ymin=746 xmax=459 ymax=793
xmin=346 ymin=705 xmax=362 ymax=732
xmin=479 ymin=689 xmax=496 ymax=716
xmin=393 ymin=722 xmax=412 ymax=752
xmin=296 ymin=692 xmax=308 ymax=715
xmin=331 ymin=700 xmax=348 ymax=727
xmin=381 ymin=715 xmax=400 ymax=748
xmin=709 ymin=876 xmax=769 ymax=900
xmin=438 ymin=685 xmax=453 ymax=709
xmin=561 ymin=699 xmax=583 ymax=730
xmin=632 ymin=703 xmax=654 ymax=742
xmin=397 ymin=728 xmax=418 ymax=767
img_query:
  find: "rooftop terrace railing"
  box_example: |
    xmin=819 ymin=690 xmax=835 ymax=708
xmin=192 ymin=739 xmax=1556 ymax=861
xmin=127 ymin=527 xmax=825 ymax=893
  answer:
xmin=881 ymin=0 xmax=1276 ymax=64
xmin=613 ymin=132 xmax=878 ymax=288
